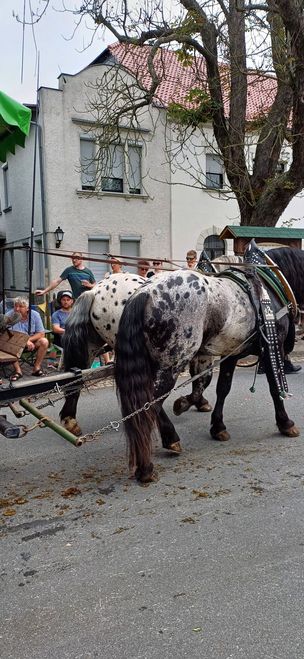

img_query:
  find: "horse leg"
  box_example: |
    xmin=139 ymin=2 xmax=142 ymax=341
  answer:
xmin=173 ymin=355 xmax=213 ymax=416
xmin=264 ymin=351 xmax=300 ymax=437
xmin=210 ymin=356 xmax=238 ymax=441
xmin=60 ymin=343 xmax=96 ymax=436
xmin=155 ymin=369 xmax=183 ymax=454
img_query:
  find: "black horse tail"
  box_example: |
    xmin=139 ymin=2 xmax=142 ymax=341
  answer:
xmin=63 ymin=290 xmax=101 ymax=370
xmin=115 ymin=291 xmax=157 ymax=479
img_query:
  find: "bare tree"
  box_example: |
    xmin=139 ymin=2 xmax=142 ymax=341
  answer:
xmin=23 ymin=0 xmax=304 ymax=226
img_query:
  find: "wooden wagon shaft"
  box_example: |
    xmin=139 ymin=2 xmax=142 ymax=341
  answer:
xmin=0 ymin=364 xmax=114 ymax=405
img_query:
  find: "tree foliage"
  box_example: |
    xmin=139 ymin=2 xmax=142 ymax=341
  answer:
xmin=27 ymin=0 xmax=304 ymax=226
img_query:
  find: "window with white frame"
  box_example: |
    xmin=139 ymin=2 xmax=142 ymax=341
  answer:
xmin=206 ymin=154 xmax=224 ymax=189
xmin=101 ymin=143 xmax=142 ymax=194
xmin=80 ymin=138 xmax=96 ymax=190
xmin=88 ymin=238 xmax=110 ymax=282
xmin=3 ymin=163 xmax=11 ymax=209
xmin=120 ymin=238 xmax=140 ymax=273
xmin=80 ymin=138 xmax=143 ymax=195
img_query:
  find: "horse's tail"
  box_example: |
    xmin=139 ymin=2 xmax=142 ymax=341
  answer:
xmin=115 ymin=291 xmax=157 ymax=476
xmin=63 ymin=290 xmax=100 ymax=370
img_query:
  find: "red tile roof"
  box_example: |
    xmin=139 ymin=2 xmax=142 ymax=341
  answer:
xmin=109 ymin=42 xmax=277 ymax=121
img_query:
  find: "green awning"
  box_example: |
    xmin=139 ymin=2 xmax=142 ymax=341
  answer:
xmin=0 ymin=91 xmax=31 ymax=163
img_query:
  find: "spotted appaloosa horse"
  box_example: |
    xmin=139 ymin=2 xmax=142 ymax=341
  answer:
xmin=114 ymin=265 xmax=299 ymax=483
xmin=60 ymin=273 xmax=145 ymax=435
xmin=61 ymin=270 xmax=212 ymax=436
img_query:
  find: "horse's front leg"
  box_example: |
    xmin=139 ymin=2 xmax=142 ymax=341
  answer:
xmin=210 ymin=356 xmax=238 ymax=441
xmin=264 ymin=351 xmax=300 ymax=437
xmin=60 ymin=343 xmax=96 ymax=436
xmin=173 ymin=355 xmax=213 ymax=416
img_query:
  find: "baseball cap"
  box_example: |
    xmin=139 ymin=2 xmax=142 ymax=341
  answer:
xmin=57 ymin=290 xmax=74 ymax=303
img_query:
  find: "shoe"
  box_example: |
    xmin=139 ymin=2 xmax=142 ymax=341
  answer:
xmin=284 ymin=361 xmax=302 ymax=374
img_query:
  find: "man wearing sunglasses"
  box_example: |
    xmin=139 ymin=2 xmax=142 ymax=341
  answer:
xmin=147 ymin=259 xmax=163 ymax=278
xmin=186 ymin=249 xmax=197 ymax=269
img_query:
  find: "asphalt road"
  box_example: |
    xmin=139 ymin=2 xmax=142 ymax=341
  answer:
xmin=1 ymin=366 xmax=304 ymax=659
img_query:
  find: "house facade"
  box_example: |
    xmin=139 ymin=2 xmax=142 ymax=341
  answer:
xmin=1 ymin=46 xmax=304 ymax=296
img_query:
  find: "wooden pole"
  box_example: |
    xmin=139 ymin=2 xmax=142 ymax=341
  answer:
xmin=19 ymin=399 xmax=83 ymax=446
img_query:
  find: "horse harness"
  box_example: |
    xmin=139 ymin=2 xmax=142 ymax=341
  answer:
xmin=202 ymin=243 xmax=295 ymax=398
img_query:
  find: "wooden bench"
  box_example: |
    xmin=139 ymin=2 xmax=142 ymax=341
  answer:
xmin=0 ymin=329 xmax=29 ymax=368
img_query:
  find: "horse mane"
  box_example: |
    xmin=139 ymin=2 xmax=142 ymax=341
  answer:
xmin=267 ymin=247 xmax=304 ymax=306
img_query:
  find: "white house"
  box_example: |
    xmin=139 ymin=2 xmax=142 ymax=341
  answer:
xmin=1 ymin=44 xmax=304 ymax=296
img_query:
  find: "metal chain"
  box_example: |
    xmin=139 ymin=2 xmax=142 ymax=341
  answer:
xmin=7 ymin=329 xmax=259 ymax=443
xmin=81 ymin=329 xmax=259 ymax=443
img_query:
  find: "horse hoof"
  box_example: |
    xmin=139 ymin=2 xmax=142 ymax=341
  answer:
xmin=279 ymin=424 xmax=300 ymax=438
xmin=211 ymin=429 xmax=230 ymax=441
xmin=166 ymin=441 xmax=182 ymax=454
xmin=173 ymin=397 xmax=191 ymax=416
xmin=62 ymin=416 xmax=82 ymax=437
xmin=138 ymin=471 xmax=159 ymax=485
xmin=196 ymin=402 xmax=212 ymax=413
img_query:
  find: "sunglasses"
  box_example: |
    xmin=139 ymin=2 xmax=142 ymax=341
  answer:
xmin=186 ymin=257 xmax=195 ymax=261
xmin=153 ymin=261 xmax=161 ymax=266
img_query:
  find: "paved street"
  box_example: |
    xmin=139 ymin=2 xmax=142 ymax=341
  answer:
xmin=1 ymin=363 xmax=304 ymax=659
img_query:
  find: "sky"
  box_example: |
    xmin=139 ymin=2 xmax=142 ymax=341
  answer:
xmin=1 ymin=1 xmax=110 ymax=104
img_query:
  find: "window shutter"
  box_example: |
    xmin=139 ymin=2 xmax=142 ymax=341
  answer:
xmin=88 ymin=239 xmax=110 ymax=282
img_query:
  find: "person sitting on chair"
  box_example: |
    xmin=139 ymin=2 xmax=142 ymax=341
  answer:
xmin=51 ymin=290 xmax=74 ymax=348
xmin=8 ymin=297 xmax=49 ymax=380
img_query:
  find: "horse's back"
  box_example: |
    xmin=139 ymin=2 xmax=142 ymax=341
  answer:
xmin=90 ymin=272 xmax=145 ymax=345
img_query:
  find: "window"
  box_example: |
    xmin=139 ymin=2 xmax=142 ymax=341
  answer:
xmin=80 ymin=138 xmax=96 ymax=190
xmin=204 ymin=235 xmax=225 ymax=260
xmin=120 ymin=238 xmax=140 ymax=273
xmin=101 ymin=145 xmax=124 ymax=193
xmin=88 ymin=238 xmax=110 ymax=282
xmin=206 ymin=154 xmax=224 ymax=189
xmin=128 ymin=146 xmax=142 ymax=194
xmin=80 ymin=138 xmax=142 ymax=194
xmin=3 ymin=163 xmax=11 ymax=209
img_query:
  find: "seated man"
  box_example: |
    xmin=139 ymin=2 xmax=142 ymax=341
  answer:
xmin=8 ymin=297 xmax=49 ymax=380
xmin=51 ymin=290 xmax=74 ymax=348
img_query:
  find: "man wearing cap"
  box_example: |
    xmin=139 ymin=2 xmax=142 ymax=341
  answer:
xmin=35 ymin=252 xmax=96 ymax=300
xmin=51 ymin=290 xmax=74 ymax=347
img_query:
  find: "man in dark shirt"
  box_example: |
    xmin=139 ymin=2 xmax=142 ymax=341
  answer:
xmin=35 ymin=252 xmax=96 ymax=299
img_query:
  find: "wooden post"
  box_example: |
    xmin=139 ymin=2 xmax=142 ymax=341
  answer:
xmin=19 ymin=399 xmax=83 ymax=446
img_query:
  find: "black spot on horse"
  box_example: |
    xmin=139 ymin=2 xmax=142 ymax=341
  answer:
xmin=184 ymin=292 xmax=190 ymax=299
xmin=128 ymin=291 xmax=133 ymax=295
xmin=103 ymin=308 xmax=107 ymax=313
xmin=161 ymin=291 xmax=175 ymax=310
xmin=92 ymin=312 xmax=100 ymax=320
xmin=176 ymin=293 xmax=180 ymax=301
xmin=115 ymin=301 xmax=118 ymax=306
xmin=184 ymin=326 xmax=193 ymax=339
xmin=187 ymin=274 xmax=198 ymax=283
xmin=122 ymin=299 xmax=127 ymax=305
xmin=112 ymin=280 xmax=117 ymax=285
xmin=112 ymin=288 xmax=116 ymax=293
xmin=112 ymin=319 xmax=115 ymax=324
xmin=106 ymin=285 xmax=109 ymax=291
xmin=106 ymin=323 xmax=111 ymax=331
